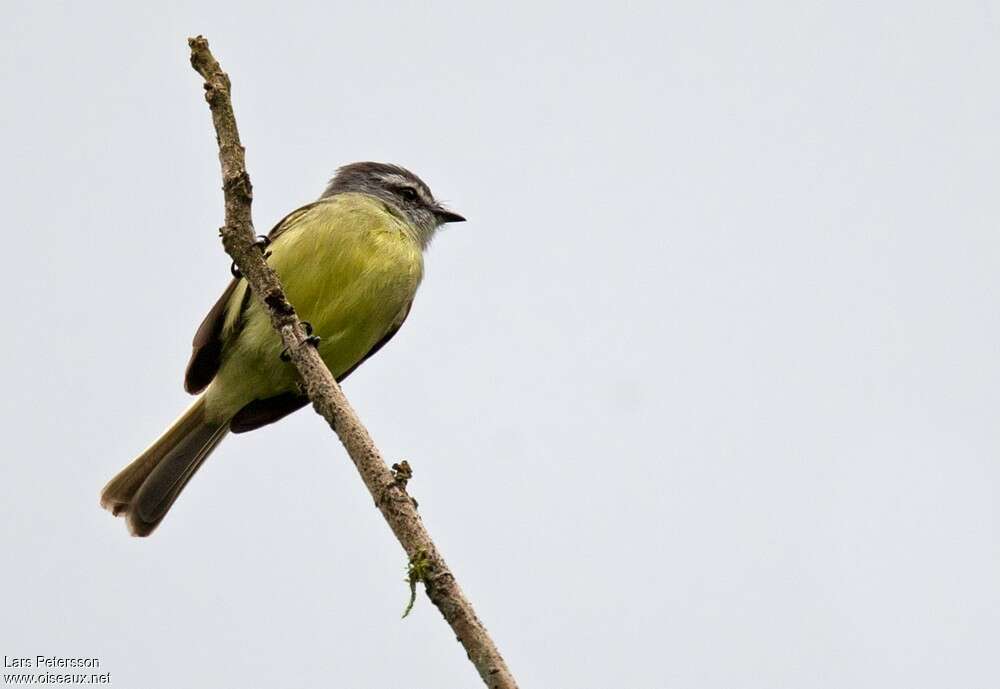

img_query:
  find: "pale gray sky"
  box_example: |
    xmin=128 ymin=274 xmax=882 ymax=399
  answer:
xmin=2 ymin=1 xmax=999 ymax=687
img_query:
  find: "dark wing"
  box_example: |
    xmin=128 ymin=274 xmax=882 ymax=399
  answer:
xmin=229 ymin=392 xmax=309 ymax=433
xmin=227 ymin=302 xmax=413 ymax=434
xmin=182 ymin=203 xmax=325 ymax=394
xmin=184 ymin=278 xmax=247 ymax=394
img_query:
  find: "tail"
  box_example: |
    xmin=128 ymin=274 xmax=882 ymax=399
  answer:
xmin=100 ymin=396 xmax=229 ymax=537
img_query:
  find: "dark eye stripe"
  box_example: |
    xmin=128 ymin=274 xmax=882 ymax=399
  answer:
xmin=398 ymin=186 xmax=419 ymax=202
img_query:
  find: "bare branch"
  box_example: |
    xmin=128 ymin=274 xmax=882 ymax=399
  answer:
xmin=186 ymin=36 xmax=518 ymax=689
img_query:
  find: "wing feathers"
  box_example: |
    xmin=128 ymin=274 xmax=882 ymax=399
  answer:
xmin=184 ymin=278 xmax=240 ymax=394
xmin=183 ymin=203 xmax=323 ymax=394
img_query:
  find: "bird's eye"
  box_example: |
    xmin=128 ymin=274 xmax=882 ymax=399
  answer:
xmin=398 ymin=187 xmax=419 ymax=202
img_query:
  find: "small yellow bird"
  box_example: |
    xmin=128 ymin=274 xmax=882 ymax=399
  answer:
xmin=101 ymin=162 xmax=465 ymax=536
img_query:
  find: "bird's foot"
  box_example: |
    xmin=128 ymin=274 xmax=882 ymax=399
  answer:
xmin=302 ymin=321 xmax=322 ymax=347
xmin=279 ymin=322 xmax=320 ymax=361
xmin=231 ymin=236 xmax=272 ymax=278
xmin=255 ymin=235 xmax=272 ymax=259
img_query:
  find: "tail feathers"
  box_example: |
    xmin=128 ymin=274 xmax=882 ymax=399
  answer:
xmin=100 ymin=397 xmax=229 ymax=537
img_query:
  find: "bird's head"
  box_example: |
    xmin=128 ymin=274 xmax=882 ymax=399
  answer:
xmin=322 ymin=162 xmax=465 ymax=246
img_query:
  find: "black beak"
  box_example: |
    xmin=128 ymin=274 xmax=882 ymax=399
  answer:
xmin=434 ymin=207 xmax=466 ymax=224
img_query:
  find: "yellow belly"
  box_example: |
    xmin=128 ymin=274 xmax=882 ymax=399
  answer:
xmin=203 ymin=194 xmax=423 ymax=421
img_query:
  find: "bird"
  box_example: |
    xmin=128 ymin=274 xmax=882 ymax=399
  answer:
xmin=100 ymin=162 xmax=465 ymax=536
